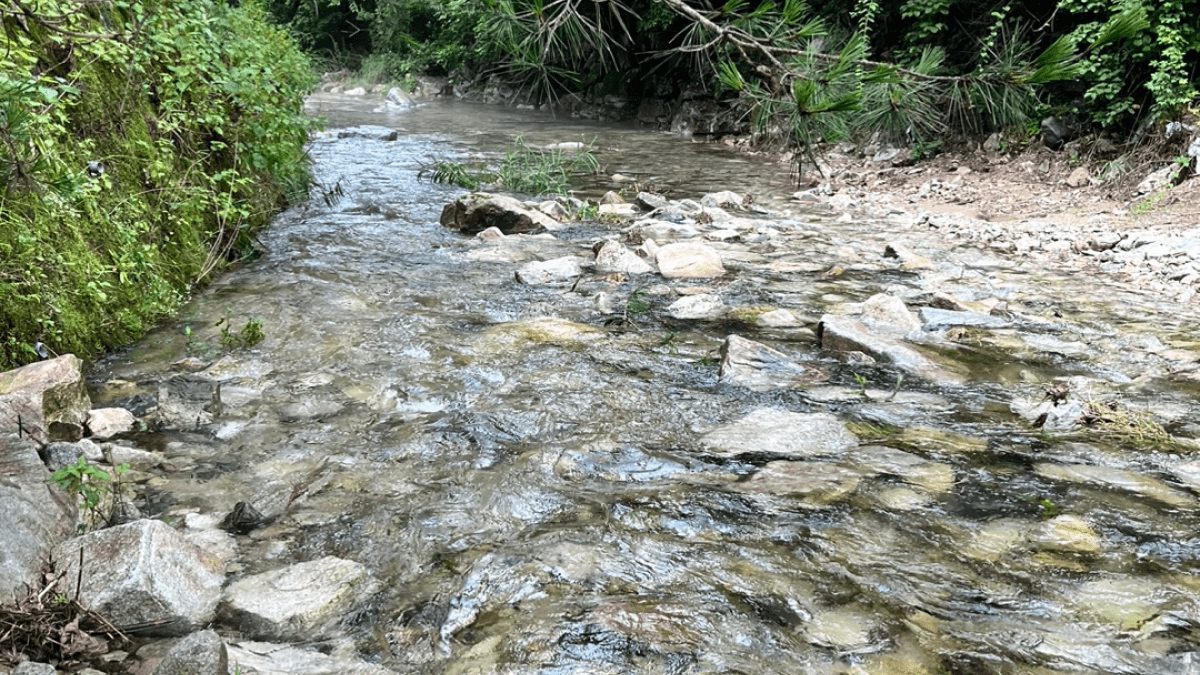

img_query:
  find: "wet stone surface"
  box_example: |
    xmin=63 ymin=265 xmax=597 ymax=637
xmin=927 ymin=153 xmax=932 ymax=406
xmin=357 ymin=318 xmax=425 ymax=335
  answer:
xmin=87 ymin=96 xmax=1200 ymax=674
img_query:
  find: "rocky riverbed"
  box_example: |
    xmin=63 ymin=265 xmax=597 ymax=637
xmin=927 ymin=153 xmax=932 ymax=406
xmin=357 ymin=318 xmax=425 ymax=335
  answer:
xmin=3 ymin=95 xmax=1200 ymax=675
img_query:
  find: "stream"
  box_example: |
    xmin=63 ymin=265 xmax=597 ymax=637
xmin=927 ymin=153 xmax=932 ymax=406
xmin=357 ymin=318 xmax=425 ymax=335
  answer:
xmin=90 ymin=93 xmax=1200 ymax=675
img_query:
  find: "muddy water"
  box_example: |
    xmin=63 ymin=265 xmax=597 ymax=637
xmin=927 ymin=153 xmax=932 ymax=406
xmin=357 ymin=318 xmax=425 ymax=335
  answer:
xmin=92 ymin=95 xmax=1200 ymax=674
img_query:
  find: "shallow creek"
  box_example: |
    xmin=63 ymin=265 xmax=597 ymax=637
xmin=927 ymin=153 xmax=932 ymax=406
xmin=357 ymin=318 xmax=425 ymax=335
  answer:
xmin=91 ymin=94 xmax=1200 ymax=674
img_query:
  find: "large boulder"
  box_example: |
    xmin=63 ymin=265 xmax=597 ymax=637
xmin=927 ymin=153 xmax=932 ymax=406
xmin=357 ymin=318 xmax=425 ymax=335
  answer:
xmin=156 ymin=373 xmax=222 ymax=430
xmin=0 ymin=439 xmax=76 ymax=599
xmin=440 ymin=193 xmax=561 ymax=235
xmin=817 ymin=315 xmax=964 ymax=385
xmin=655 ymin=242 xmax=725 ymax=278
xmin=151 ymin=629 xmax=228 ymax=675
xmin=0 ymin=354 xmax=90 ymax=442
xmin=219 ymin=556 xmax=379 ymax=641
xmin=54 ymin=519 xmax=225 ymax=636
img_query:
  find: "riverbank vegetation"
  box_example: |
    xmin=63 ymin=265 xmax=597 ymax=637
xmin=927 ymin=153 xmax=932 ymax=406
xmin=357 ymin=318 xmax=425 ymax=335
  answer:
xmin=271 ymin=0 xmax=1195 ymax=145
xmin=0 ymin=0 xmax=316 ymax=369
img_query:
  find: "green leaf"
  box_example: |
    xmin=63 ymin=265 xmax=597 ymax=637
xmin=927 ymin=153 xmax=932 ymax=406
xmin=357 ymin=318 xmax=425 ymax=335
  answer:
xmin=1090 ymin=7 xmax=1150 ymax=49
xmin=717 ymin=61 xmax=746 ymax=91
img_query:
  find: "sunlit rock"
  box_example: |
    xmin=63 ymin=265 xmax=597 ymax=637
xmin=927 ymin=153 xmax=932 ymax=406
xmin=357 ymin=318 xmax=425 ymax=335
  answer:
xmin=667 ymin=294 xmax=726 ymax=320
xmin=635 ymin=221 xmax=701 ymax=241
xmin=702 ymin=407 xmax=857 ymax=458
xmin=804 ymin=607 xmax=879 ymax=651
xmin=1036 ymin=462 xmax=1196 ymax=509
xmin=599 ymin=203 xmax=639 ymax=219
xmin=220 ymin=556 xmax=379 ymax=641
xmin=105 ymin=443 xmax=165 ymax=469
xmin=874 ymin=486 xmax=932 ymax=510
xmin=959 ymin=518 xmax=1026 ymax=563
xmin=1028 ymin=515 xmax=1102 ymax=555
xmin=440 ymin=192 xmax=561 ymax=235
xmin=0 ymin=439 xmax=75 ymax=599
xmin=718 ymin=335 xmax=830 ymax=391
xmin=848 ymin=445 xmax=956 ymax=493
xmin=701 ymin=190 xmax=745 ymax=210
xmin=594 ymin=241 xmax=652 ymax=275
xmin=754 ymin=308 xmax=799 ymax=327
xmin=656 ymin=242 xmax=725 ymax=278
xmin=1171 ymin=460 xmax=1200 ymax=491
xmin=515 ymin=256 xmax=583 ymax=285
xmin=859 ymin=293 xmax=922 ymax=339
xmin=818 ymin=315 xmax=964 ymax=385
xmin=86 ymin=407 xmax=136 ymax=440
xmin=1067 ymin=577 xmax=1172 ymax=631
xmin=0 ymin=354 xmax=90 ymax=442
xmin=736 ymin=460 xmax=863 ymax=506
xmin=592 ymin=600 xmax=707 ymax=653
xmin=54 ymin=519 xmax=224 ymax=636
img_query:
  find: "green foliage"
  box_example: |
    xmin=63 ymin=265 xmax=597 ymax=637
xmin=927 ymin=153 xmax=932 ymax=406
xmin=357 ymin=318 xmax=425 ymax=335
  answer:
xmin=50 ymin=457 xmax=130 ymax=532
xmin=0 ymin=0 xmax=316 ymax=370
xmin=218 ymin=313 xmax=265 ymax=350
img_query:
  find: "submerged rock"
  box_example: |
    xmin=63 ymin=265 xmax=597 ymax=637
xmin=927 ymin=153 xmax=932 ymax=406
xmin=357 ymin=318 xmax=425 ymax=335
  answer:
xmin=701 ymin=407 xmax=857 ymax=458
xmin=220 ymin=556 xmax=379 ymax=641
xmin=719 ymin=334 xmax=830 ymax=391
xmin=667 ymin=293 xmax=727 ymax=320
xmin=1028 ymin=514 xmax=1102 ymax=555
xmin=736 ymin=460 xmax=863 ymax=506
xmin=157 ymin=373 xmax=222 ymax=430
xmin=818 ymin=315 xmax=963 ymax=385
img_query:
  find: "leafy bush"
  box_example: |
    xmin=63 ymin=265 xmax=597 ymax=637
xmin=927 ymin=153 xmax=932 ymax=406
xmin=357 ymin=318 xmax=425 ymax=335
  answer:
xmin=0 ymin=0 xmax=316 ymax=369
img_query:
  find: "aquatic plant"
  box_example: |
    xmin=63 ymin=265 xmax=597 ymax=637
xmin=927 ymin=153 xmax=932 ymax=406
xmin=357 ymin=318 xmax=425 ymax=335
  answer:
xmin=420 ymin=135 xmax=599 ymax=196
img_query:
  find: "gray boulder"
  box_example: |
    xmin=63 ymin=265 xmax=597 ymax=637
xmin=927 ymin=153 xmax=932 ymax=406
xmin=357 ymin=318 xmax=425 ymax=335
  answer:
xmin=818 ymin=315 xmax=964 ymax=385
xmin=594 ymin=241 xmax=652 ymax=275
xmin=152 ymin=629 xmax=228 ymax=675
xmin=0 ymin=354 xmax=91 ymax=443
xmin=655 ymin=242 xmax=725 ymax=278
xmin=157 ymin=374 xmax=222 ymax=429
xmin=54 ymin=519 xmax=225 ymax=636
xmin=219 ymin=556 xmax=379 ymax=641
xmin=226 ymin=641 xmax=398 ymax=675
xmin=440 ymin=193 xmax=561 ymax=235
xmin=515 ymin=256 xmax=583 ymax=285
xmin=0 ymin=439 xmax=75 ymax=601
xmin=86 ymin=407 xmax=137 ymax=440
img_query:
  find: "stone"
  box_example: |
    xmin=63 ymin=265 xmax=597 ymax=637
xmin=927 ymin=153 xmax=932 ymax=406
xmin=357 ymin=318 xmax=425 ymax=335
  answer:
xmin=1029 ymin=514 xmax=1102 ymax=555
xmin=87 ymin=407 xmax=136 ymax=440
xmin=700 ymin=191 xmax=744 ymax=210
xmin=599 ymin=203 xmax=639 ymax=219
xmin=384 ymin=87 xmax=414 ymax=109
xmin=655 ymin=242 xmax=725 ymax=279
xmin=226 ymin=641 xmax=397 ymax=675
xmin=157 ymin=374 xmax=222 ymax=430
xmin=440 ymin=193 xmax=561 ymax=235
xmin=1066 ymin=167 xmax=1091 ymax=188
xmin=847 ymin=445 xmax=956 ymax=493
xmin=701 ymin=407 xmax=857 ymax=458
xmin=1035 ymin=463 xmax=1196 ymax=509
xmin=718 ymin=335 xmax=831 ymax=391
xmin=151 ymin=629 xmax=228 ymax=675
xmin=515 ymin=256 xmax=583 ymax=285
xmin=476 ymin=226 xmax=505 ymax=242
xmin=635 ymin=192 xmax=670 ymax=211
xmin=754 ymin=308 xmax=799 ymax=327
xmin=918 ymin=308 xmax=1011 ymax=331
xmin=0 ymin=354 xmax=90 ymax=443
xmin=1041 ymin=116 xmax=1072 ymax=150
xmin=219 ymin=556 xmax=379 ymax=641
xmin=12 ymin=663 xmax=57 ymax=675
xmin=44 ymin=440 xmax=84 ymax=471
xmin=105 ymin=443 xmax=164 ymax=469
xmin=594 ymin=241 xmax=652 ymax=275
xmin=54 ymin=519 xmax=224 ymax=636
xmin=636 ymin=221 xmax=700 ymax=241
xmin=818 ymin=315 xmax=963 ymax=384
xmin=736 ymin=460 xmax=863 ymax=506
xmin=1172 ymin=460 xmax=1200 ymax=491
xmin=0 ymin=439 xmax=75 ymax=599
xmin=666 ymin=294 xmax=726 ymax=320
xmin=859 ymin=294 xmax=921 ymax=339
xmin=1137 ymin=165 xmax=1181 ymax=195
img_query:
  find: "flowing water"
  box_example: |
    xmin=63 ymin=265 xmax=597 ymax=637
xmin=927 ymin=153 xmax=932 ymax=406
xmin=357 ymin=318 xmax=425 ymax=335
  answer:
xmin=91 ymin=94 xmax=1200 ymax=674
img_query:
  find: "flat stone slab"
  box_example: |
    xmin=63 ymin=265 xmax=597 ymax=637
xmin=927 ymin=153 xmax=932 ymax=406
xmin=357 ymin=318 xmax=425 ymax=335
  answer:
xmin=655 ymin=242 xmax=725 ymax=278
xmin=701 ymin=407 xmax=857 ymax=458
xmin=220 ymin=556 xmax=379 ymax=640
xmin=736 ymin=461 xmax=863 ymax=507
xmin=54 ymin=519 xmax=225 ymax=636
xmin=718 ymin=335 xmax=830 ymax=391
xmin=818 ymin=315 xmax=964 ymax=385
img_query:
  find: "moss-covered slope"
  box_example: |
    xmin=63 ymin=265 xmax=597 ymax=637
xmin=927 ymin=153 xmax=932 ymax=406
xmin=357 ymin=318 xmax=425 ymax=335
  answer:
xmin=0 ymin=0 xmax=316 ymax=369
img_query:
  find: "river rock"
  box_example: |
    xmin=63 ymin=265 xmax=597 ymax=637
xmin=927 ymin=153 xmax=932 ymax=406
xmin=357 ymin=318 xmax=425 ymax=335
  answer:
xmin=918 ymin=308 xmax=1011 ymax=331
xmin=805 ymin=607 xmax=878 ymax=650
xmin=54 ymin=519 xmax=224 ymax=636
xmin=594 ymin=241 xmax=652 ymax=275
xmin=718 ymin=334 xmax=831 ymax=391
xmin=44 ymin=440 xmax=85 ymax=471
xmin=847 ymin=445 xmax=956 ymax=493
xmin=12 ymin=663 xmax=56 ymax=675
xmin=0 ymin=439 xmax=76 ymax=599
xmin=701 ymin=191 xmax=744 ymax=210
xmin=754 ymin=308 xmax=799 ymax=327
xmin=0 ymin=354 xmax=90 ymax=442
xmin=700 ymin=407 xmax=857 ymax=458
xmin=86 ymin=407 xmax=137 ymax=439
xmin=1035 ymin=462 xmax=1196 ymax=509
xmin=476 ymin=317 xmax=604 ymax=354
xmin=1066 ymin=167 xmax=1091 ymax=188
xmin=226 ymin=641 xmax=398 ymax=675
xmin=1028 ymin=514 xmax=1102 ymax=555
xmin=440 ymin=193 xmax=561 ymax=235
xmin=859 ymin=293 xmax=922 ymax=338
xmin=105 ymin=443 xmax=165 ymax=469
xmin=635 ymin=191 xmax=670 ymax=211
xmin=667 ymin=294 xmax=726 ymax=320
xmin=636 ymin=221 xmax=700 ymax=241
xmin=818 ymin=315 xmax=962 ymax=384
xmin=515 ymin=256 xmax=583 ymax=285
xmin=151 ymin=629 xmax=227 ymax=675
xmin=157 ymin=373 xmax=222 ymax=429
xmin=599 ymin=203 xmax=639 ymax=219
xmin=1171 ymin=460 xmax=1200 ymax=491
xmin=220 ymin=556 xmax=379 ymax=641
xmin=655 ymin=242 xmax=725 ymax=278
xmin=1067 ymin=577 xmax=1171 ymax=631
xmin=736 ymin=460 xmax=863 ymax=506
